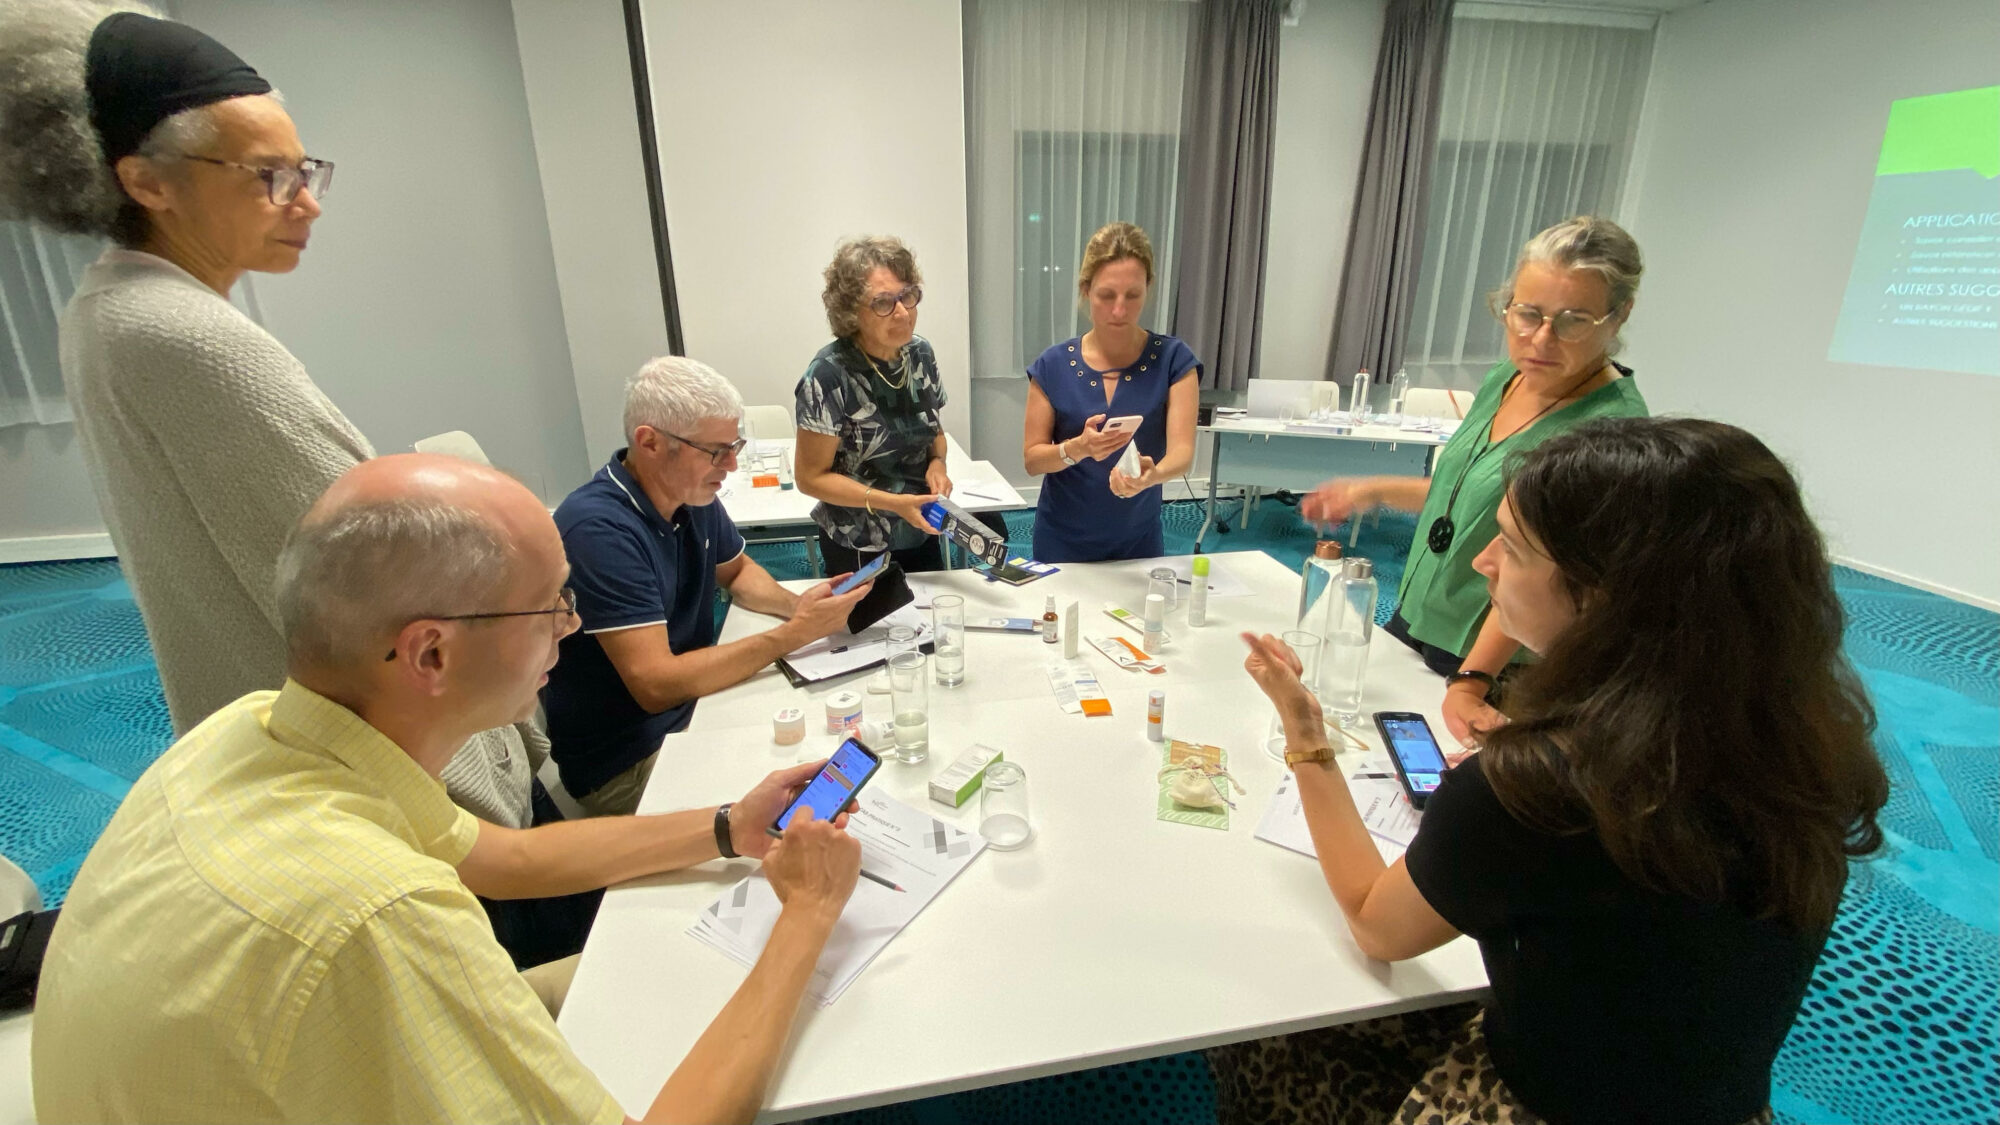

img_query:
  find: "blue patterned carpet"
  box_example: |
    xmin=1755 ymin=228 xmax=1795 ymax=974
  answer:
xmin=3 ymin=497 xmax=1993 ymax=1123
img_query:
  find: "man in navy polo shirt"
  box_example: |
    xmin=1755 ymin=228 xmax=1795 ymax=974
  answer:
xmin=544 ymin=357 xmax=869 ymax=816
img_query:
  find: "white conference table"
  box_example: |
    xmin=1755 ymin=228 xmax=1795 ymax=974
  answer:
xmin=559 ymin=550 xmax=1488 ymax=1122
xmin=721 ymin=434 xmax=1026 ymax=528
xmin=1195 ymin=417 xmax=1449 ymax=551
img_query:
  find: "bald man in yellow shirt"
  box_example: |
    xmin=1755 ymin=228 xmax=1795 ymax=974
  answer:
xmin=33 ymin=454 xmax=863 ymax=1124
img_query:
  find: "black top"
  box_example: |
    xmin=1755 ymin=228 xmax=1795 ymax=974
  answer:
xmin=1404 ymin=754 xmax=1827 ymax=1125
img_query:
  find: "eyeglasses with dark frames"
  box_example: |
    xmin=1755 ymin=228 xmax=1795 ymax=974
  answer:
xmin=383 ymin=587 xmax=576 ymax=661
xmin=1497 ymin=302 xmax=1617 ymax=343
xmin=666 ymin=431 xmax=748 ymax=466
xmin=866 ymin=285 xmax=923 ymax=317
xmin=181 ymin=155 xmax=335 ymax=206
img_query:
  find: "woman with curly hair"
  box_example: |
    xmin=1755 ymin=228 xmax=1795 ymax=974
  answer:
xmin=0 ymin=1 xmax=579 ymax=968
xmin=793 ymin=234 xmax=953 ymax=575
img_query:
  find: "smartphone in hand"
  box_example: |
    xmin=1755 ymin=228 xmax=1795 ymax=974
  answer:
xmin=768 ymin=737 xmax=883 ymax=836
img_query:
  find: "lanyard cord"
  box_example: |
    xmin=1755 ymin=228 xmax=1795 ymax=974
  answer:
xmin=1426 ymin=363 xmax=1608 ymax=555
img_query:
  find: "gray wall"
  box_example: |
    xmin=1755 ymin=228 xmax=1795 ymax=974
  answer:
xmin=0 ymin=0 xmax=586 ymax=560
xmin=512 ymin=0 xmax=672 ymax=467
xmin=1625 ymin=0 xmax=2000 ymax=605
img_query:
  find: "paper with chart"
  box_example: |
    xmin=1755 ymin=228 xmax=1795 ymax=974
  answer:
xmin=1255 ymin=758 xmax=1420 ymax=862
xmin=688 ymin=788 xmax=986 ymax=1007
xmin=780 ymin=604 xmax=930 ymax=682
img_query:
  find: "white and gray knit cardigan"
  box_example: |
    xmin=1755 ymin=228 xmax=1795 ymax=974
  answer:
xmin=59 ymin=248 xmax=536 ymax=827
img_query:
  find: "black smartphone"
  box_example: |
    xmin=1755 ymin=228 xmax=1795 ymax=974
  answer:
xmin=767 ymin=736 xmax=883 ymax=837
xmin=830 ymin=553 xmax=889 ymax=596
xmin=1373 ymin=711 xmax=1450 ymax=811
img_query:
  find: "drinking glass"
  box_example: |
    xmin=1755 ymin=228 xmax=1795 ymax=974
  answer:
xmin=1265 ymin=630 xmax=1326 ymax=762
xmin=1146 ymin=567 xmax=1178 ymax=615
xmin=932 ymin=594 xmax=966 ymax=687
xmin=980 ymin=760 xmax=1032 ymax=849
xmin=887 ymin=651 xmax=929 ymax=764
xmin=885 ymin=624 xmax=918 ymax=664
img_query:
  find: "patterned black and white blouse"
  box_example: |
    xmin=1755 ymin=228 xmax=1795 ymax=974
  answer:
xmin=794 ymin=334 xmax=948 ymax=552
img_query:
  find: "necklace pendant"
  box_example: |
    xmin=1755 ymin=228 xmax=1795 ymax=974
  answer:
xmin=1427 ymin=516 xmax=1456 ymax=554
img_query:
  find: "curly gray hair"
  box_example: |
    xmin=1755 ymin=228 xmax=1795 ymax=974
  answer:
xmin=0 ymin=0 xmax=268 ymax=245
xmin=821 ymin=235 xmax=921 ymax=339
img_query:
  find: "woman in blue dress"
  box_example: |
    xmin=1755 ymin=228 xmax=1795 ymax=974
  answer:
xmin=1022 ymin=223 xmax=1201 ymax=563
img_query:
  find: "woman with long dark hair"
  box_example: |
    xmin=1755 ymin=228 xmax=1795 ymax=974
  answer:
xmin=1214 ymin=417 xmax=1889 ymax=1125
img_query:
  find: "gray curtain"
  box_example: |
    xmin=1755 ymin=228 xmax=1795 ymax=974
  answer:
xmin=1169 ymin=0 xmax=1283 ymax=393
xmin=1326 ymin=0 xmax=1456 ymax=387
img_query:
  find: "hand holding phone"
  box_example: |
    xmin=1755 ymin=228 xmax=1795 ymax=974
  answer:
xmin=769 ymin=737 xmax=884 ymax=837
xmin=830 ymin=552 xmax=889 ymax=596
xmin=1373 ymin=712 xmax=1451 ymax=810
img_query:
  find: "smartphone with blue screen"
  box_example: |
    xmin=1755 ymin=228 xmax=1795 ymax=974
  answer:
xmin=767 ymin=736 xmax=883 ymax=836
xmin=829 ymin=553 xmax=889 ymax=596
xmin=1373 ymin=711 xmax=1450 ymax=810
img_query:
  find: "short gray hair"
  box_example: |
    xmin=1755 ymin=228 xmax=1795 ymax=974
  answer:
xmin=623 ymin=355 xmax=744 ymax=445
xmin=0 ymin=0 xmax=277 ymax=245
xmin=821 ymin=235 xmax=921 ymax=339
xmin=1491 ymin=215 xmax=1644 ymax=352
xmin=275 ymin=497 xmax=514 ymax=669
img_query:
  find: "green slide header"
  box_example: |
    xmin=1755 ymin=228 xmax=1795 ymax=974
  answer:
xmin=1876 ymin=85 xmax=1999 ymax=179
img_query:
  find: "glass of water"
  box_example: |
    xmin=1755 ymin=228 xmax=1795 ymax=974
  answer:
xmin=885 ymin=624 xmax=918 ymax=664
xmin=932 ymin=594 xmax=966 ymax=687
xmin=980 ymin=760 xmax=1032 ymax=849
xmin=887 ymin=650 xmax=929 ymax=763
xmin=1265 ymin=630 xmax=1325 ymax=762
xmin=1146 ymin=567 xmax=1178 ymax=615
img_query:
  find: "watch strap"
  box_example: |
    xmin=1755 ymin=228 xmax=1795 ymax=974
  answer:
xmin=1284 ymin=743 xmax=1335 ymax=767
xmin=714 ymin=803 xmax=738 ymax=859
xmin=1447 ymin=670 xmax=1499 ymax=700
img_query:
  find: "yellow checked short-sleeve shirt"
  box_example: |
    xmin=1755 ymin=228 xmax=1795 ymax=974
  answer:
xmin=31 ymin=682 xmax=626 ymax=1124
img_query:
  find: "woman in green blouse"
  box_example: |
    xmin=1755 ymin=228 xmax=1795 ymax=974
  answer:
xmin=1304 ymin=216 xmax=1649 ymax=749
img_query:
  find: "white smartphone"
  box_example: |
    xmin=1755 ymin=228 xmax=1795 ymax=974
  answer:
xmin=1100 ymin=414 xmax=1145 ymax=436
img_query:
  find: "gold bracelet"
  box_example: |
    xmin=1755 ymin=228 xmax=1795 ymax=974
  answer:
xmin=864 ymin=487 xmax=874 ymax=514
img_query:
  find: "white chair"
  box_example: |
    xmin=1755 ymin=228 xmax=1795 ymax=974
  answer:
xmin=743 ymin=405 xmax=792 ymax=441
xmin=1403 ymin=387 xmax=1473 ymax=421
xmin=413 ymin=430 xmax=492 ymax=466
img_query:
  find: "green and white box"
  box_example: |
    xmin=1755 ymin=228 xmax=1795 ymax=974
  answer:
xmin=930 ymin=744 xmax=1005 ymax=808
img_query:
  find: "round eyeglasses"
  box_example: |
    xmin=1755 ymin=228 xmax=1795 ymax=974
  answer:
xmin=182 ymin=155 xmax=335 ymax=206
xmin=1498 ymin=302 xmax=1616 ymax=343
xmin=867 ymin=285 xmax=923 ymax=317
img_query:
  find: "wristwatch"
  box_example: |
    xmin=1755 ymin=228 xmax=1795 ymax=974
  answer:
xmin=714 ymin=802 xmax=738 ymax=859
xmin=1058 ymin=438 xmax=1079 ymax=467
xmin=1446 ymin=670 xmax=1499 ymax=700
xmin=1283 ymin=743 xmax=1335 ymax=767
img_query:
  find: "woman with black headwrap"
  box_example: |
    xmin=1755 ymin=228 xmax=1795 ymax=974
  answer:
xmin=0 ymin=2 xmax=594 ymax=970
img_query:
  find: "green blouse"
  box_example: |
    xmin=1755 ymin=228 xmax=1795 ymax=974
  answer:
xmin=1396 ymin=360 xmax=1649 ymax=658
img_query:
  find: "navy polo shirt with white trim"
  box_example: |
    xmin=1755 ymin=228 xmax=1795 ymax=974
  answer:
xmin=542 ymin=451 xmax=745 ymax=799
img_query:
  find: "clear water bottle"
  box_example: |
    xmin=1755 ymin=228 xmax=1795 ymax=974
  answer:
xmin=1296 ymin=540 xmax=1344 ymax=627
xmin=1324 ymin=558 xmax=1376 ymax=727
xmin=1388 ymin=370 xmax=1410 ymax=424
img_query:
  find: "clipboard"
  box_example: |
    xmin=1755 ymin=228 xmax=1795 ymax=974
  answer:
xmin=776 ymin=639 xmax=936 ymax=688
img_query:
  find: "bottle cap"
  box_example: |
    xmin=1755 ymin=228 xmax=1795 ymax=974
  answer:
xmin=1344 ymin=557 xmax=1374 ymax=579
xmin=1314 ymin=540 xmax=1343 ymax=560
xmin=1192 ymin=556 xmax=1210 ymax=576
